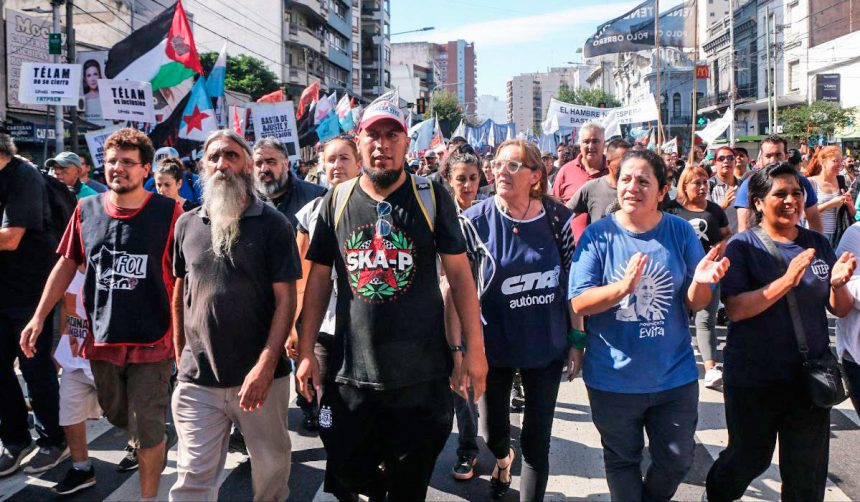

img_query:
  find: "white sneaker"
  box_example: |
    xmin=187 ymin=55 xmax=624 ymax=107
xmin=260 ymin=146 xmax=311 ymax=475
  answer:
xmin=704 ymin=368 xmax=723 ymax=389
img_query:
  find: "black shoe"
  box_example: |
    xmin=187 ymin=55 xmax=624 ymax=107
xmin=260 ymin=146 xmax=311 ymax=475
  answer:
xmin=116 ymin=445 xmax=138 ymax=472
xmin=490 ymin=449 xmax=514 ymax=499
xmin=451 ymin=454 xmax=477 ymax=480
xmin=53 ymin=466 xmax=96 ymax=495
xmin=0 ymin=442 xmax=36 ymax=477
xmin=228 ymin=428 xmax=248 ymax=456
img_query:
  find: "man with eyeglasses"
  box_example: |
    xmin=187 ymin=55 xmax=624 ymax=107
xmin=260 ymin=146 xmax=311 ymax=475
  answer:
xmin=551 ymin=122 xmax=608 ymax=242
xmin=708 ymin=146 xmax=741 ymax=233
xmin=734 ymin=136 xmax=822 ymax=233
xmin=20 ymin=128 xmax=181 ymax=501
xmin=296 ymin=95 xmax=487 ymax=501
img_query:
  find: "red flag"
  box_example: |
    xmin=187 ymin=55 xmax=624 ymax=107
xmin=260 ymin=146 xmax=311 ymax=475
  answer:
xmin=296 ymin=82 xmax=320 ymax=119
xmin=165 ymin=0 xmax=203 ymax=75
xmin=257 ymin=89 xmax=285 ymax=103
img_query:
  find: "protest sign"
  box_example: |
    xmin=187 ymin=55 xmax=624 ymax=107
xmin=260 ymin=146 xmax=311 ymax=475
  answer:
xmin=18 ymin=63 xmax=81 ymax=106
xmin=77 ymin=51 xmax=110 ymax=125
xmin=543 ymin=97 xmax=659 ymax=133
xmin=85 ymin=125 xmax=123 ymax=168
xmin=99 ymin=79 xmax=155 ymax=122
xmin=250 ymin=102 xmax=300 ymax=160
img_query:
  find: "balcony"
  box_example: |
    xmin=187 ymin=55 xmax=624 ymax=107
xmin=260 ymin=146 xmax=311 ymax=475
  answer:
xmin=286 ymin=24 xmax=325 ymax=52
xmin=286 ymin=0 xmax=327 ymax=23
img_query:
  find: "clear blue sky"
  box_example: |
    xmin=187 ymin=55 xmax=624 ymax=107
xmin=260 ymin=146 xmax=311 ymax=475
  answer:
xmin=390 ymin=0 xmax=677 ymax=99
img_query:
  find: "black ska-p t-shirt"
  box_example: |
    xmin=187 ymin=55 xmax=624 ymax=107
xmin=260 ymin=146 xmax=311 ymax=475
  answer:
xmin=173 ymin=198 xmax=301 ymax=388
xmin=663 ymin=200 xmax=729 ymax=250
xmin=306 ymin=174 xmax=466 ymax=390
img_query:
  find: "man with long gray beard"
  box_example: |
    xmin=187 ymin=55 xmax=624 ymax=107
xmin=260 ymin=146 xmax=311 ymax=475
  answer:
xmin=296 ymin=95 xmax=487 ymax=500
xmin=169 ymin=130 xmax=300 ymax=502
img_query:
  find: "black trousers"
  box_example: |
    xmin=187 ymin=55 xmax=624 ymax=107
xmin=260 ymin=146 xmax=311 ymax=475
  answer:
xmin=705 ymin=382 xmax=831 ymax=502
xmin=843 ymin=356 xmax=860 ymax=415
xmin=482 ymin=360 xmax=563 ymax=502
xmin=0 ymin=307 xmax=64 ymax=448
xmin=319 ymin=378 xmax=453 ymax=502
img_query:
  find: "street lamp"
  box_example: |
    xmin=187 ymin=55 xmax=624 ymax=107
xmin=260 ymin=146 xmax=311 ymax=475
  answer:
xmin=391 ymin=26 xmax=435 ymax=37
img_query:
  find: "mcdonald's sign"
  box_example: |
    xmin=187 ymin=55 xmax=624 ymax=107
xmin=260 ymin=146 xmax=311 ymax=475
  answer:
xmin=695 ymin=65 xmax=710 ymax=79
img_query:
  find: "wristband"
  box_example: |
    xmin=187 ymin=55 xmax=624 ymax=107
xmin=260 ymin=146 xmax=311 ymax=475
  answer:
xmin=449 ymin=344 xmax=465 ymax=353
xmin=567 ymin=328 xmax=587 ymax=350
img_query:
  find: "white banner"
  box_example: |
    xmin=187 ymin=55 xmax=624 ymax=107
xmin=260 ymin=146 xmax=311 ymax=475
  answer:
xmin=543 ymin=96 xmax=660 ymax=133
xmin=84 ymin=126 xmax=123 ymax=169
xmin=696 ymin=108 xmax=734 ymax=145
xmin=250 ymin=102 xmax=300 ymax=161
xmin=18 ymin=62 xmax=81 ymax=106
xmin=98 ymin=79 xmax=155 ymax=122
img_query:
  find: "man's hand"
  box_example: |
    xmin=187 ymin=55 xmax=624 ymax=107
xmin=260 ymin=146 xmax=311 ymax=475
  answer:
xmin=720 ymin=186 xmax=737 ymax=209
xmin=237 ymin=358 xmax=276 ymax=411
xmin=462 ymin=350 xmax=488 ymax=404
xmin=19 ymin=317 xmax=45 ymax=358
xmin=285 ymin=328 xmax=299 ymax=361
xmin=295 ymin=354 xmax=321 ymax=404
xmin=449 ymin=351 xmax=466 ymax=400
xmin=566 ymin=347 xmax=584 ymax=382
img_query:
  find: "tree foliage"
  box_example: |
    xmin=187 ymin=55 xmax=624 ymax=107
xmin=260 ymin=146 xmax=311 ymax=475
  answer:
xmin=199 ymin=52 xmax=281 ymax=101
xmin=780 ymin=101 xmax=855 ymax=140
xmin=428 ymin=90 xmax=464 ymax=126
xmin=557 ymin=87 xmax=621 ymax=108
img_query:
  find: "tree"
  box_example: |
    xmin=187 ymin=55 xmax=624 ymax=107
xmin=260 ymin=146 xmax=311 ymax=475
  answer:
xmin=780 ymin=101 xmax=855 ymax=140
xmin=199 ymin=52 xmax=281 ymax=101
xmin=557 ymin=87 xmax=621 ymax=108
xmin=428 ymin=90 xmax=464 ymax=128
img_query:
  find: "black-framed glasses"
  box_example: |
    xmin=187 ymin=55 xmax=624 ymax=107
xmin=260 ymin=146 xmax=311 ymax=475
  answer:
xmin=717 ymin=155 xmax=735 ymax=161
xmin=375 ymin=201 xmax=392 ymax=237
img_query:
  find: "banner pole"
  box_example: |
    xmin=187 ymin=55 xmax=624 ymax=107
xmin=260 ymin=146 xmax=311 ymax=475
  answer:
xmin=690 ymin=0 xmax=699 ymax=164
xmin=655 ymin=0 xmax=664 ymax=152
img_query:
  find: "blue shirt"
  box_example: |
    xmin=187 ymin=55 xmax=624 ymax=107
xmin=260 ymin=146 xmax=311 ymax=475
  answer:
xmin=734 ymin=173 xmax=818 ymax=209
xmin=721 ymin=227 xmax=835 ymax=387
xmin=145 ymin=172 xmax=202 ymax=205
xmin=569 ymin=213 xmax=704 ymax=393
xmin=461 ymin=198 xmax=570 ymax=368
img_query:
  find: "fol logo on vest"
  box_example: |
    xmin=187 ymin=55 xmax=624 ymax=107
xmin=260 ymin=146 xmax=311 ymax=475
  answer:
xmin=91 ymin=245 xmax=148 ymax=291
xmin=344 ymin=224 xmax=415 ymax=303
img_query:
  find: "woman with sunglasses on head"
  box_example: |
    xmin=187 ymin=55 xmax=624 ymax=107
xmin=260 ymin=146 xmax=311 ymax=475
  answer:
xmin=570 ymin=150 xmax=729 ymax=502
xmin=459 ymin=139 xmax=582 ymax=500
xmin=705 ymin=163 xmax=856 ymax=502
xmin=286 ymin=137 xmax=362 ymax=429
xmin=805 ymin=145 xmax=855 ymax=245
xmin=665 ymin=165 xmax=731 ymax=389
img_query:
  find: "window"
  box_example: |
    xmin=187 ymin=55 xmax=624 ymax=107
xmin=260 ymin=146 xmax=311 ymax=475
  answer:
xmin=673 ymin=93 xmax=681 ymax=117
xmin=788 ymin=61 xmax=800 ymax=91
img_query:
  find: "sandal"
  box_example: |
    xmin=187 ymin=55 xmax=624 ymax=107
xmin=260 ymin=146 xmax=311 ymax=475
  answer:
xmin=490 ymin=448 xmax=515 ymax=499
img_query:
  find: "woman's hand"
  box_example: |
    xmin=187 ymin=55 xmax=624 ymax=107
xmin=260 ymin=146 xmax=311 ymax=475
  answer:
xmin=831 ymin=251 xmax=856 ymax=288
xmin=783 ymin=248 xmax=816 ymax=288
xmin=693 ymin=246 xmax=731 ymax=285
xmin=566 ymin=347 xmax=583 ymax=382
xmin=619 ymin=252 xmax=647 ymax=295
xmin=720 ymin=186 xmax=737 ymax=209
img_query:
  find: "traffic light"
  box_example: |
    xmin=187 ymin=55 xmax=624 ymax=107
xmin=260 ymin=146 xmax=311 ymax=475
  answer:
xmin=416 ymin=97 xmax=426 ymax=115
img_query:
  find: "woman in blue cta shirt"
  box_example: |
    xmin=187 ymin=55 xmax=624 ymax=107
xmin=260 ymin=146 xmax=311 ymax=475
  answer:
xmin=705 ymin=163 xmax=856 ymax=502
xmin=569 ymin=149 xmax=729 ymax=502
xmin=460 ymin=139 xmax=581 ymax=501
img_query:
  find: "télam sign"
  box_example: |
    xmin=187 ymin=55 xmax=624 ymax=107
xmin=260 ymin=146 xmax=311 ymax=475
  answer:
xmin=17 ymin=62 xmax=81 ymax=106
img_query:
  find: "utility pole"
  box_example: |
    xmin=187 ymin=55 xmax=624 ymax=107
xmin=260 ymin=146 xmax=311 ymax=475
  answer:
xmin=689 ymin=0 xmax=699 ymax=165
xmin=729 ymin=0 xmax=736 ymax=146
xmin=51 ymin=0 xmax=64 ymax=155
xmin=655 ymin=0 xmax=664 ymax=150
xmin=765 ymin=6 xmax=773 ymax=134
xmin=772 ymin=15 xmax=779 ymax=132
xmin=66 ymin=0 xmax=77 ymax=152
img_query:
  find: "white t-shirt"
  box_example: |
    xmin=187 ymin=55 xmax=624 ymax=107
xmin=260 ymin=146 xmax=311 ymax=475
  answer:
xmin=53 ymin=271 xmax=93 ymax=378
xmin=296 ymin=197 xmax=338 ymax=335
xmin=836 ymin=223 xmax=860 ymax=363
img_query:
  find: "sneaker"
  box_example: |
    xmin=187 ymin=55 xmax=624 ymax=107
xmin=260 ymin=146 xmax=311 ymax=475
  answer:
xmin=704 ymin=368 xmax=723 ymax=389
xmin=228 ymin=428 xmax=248 ymax=456
xmin=116 ymin=445 xmax=138 ymax=472
xmin=23 ymin=444 xmax=70 ymax=474
xmin=451 ymin=454 xmax=477 ymax=480
xmin=0 ymin=442 xmax=36 ymax=477
xmin=510 ymin=386 xmax=525 ymax=413
xmin=53 ymin=466 xmax=96 ymax=495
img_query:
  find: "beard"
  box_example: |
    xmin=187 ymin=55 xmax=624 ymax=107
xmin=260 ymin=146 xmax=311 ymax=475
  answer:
xmin=254 ymin=169 xmax=288 ymax=197
xmin=201 ymin=169 xmax=254 ymax=258
xmin=364 ymin=164 xmax=403 ymax=189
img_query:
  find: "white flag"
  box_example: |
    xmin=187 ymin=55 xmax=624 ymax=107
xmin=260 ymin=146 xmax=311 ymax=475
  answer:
xmin=696 ymin=108 xmax=734 ymax=145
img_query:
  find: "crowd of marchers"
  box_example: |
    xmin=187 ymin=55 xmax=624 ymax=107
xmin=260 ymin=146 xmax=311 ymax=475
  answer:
xmin=2 ymin=92 xmax=860 ymax=502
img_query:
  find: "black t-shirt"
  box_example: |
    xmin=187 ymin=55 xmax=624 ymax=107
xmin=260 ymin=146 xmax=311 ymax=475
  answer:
xmin=173 ymin=197 xmax=302 ymax=388
xmin=663 ymin=200 xmax=728 ymax=250
xmin=0 ymin=158 xmax=59 ymax=309
xmin=306 ymin=174 xmax=466 ymax=390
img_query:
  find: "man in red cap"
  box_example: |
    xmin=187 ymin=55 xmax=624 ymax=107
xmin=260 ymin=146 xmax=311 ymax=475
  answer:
xmin=296 ymin=95 xmax=488 ymax=500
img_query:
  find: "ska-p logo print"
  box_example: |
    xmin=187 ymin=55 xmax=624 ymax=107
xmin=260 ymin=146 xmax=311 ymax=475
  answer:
xmin=318 ymin=405 xmax=332 ymax=429
xmin=344 ymin=224 xmax=416 ymax=303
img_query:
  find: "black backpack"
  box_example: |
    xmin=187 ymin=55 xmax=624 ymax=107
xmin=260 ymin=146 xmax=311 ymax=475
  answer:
xmin=40 ymin=171 xmax=77 ymax=241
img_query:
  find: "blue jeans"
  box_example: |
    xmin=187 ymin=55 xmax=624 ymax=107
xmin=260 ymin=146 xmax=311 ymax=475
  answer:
xmin=587 ymin=381 xmax=699 ymax=502
xmin=0 ymin=307 xmax=64 ymax=448
xmin=453 ymin=388 xmax=479 ymax=458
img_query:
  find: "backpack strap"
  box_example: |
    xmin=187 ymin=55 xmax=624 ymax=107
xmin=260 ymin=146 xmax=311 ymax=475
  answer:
xmin=332 ymin=177 xmax=360 ymax=231
xmin=410 ymin=173 xmax=436 ymax=232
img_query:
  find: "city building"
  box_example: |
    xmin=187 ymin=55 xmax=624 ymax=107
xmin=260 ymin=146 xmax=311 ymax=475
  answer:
xmin=360 ymin=0 xmax=391 ymax=100
xmin=506 ymin=65 xmax=594 ymax=136
xmin=476 ymin=94 xmax=507 ymax=124
xmin=390 ymin=42 xmax=441 ymax=106
xmin=433 ymin=40 xmax=477 ymax=115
